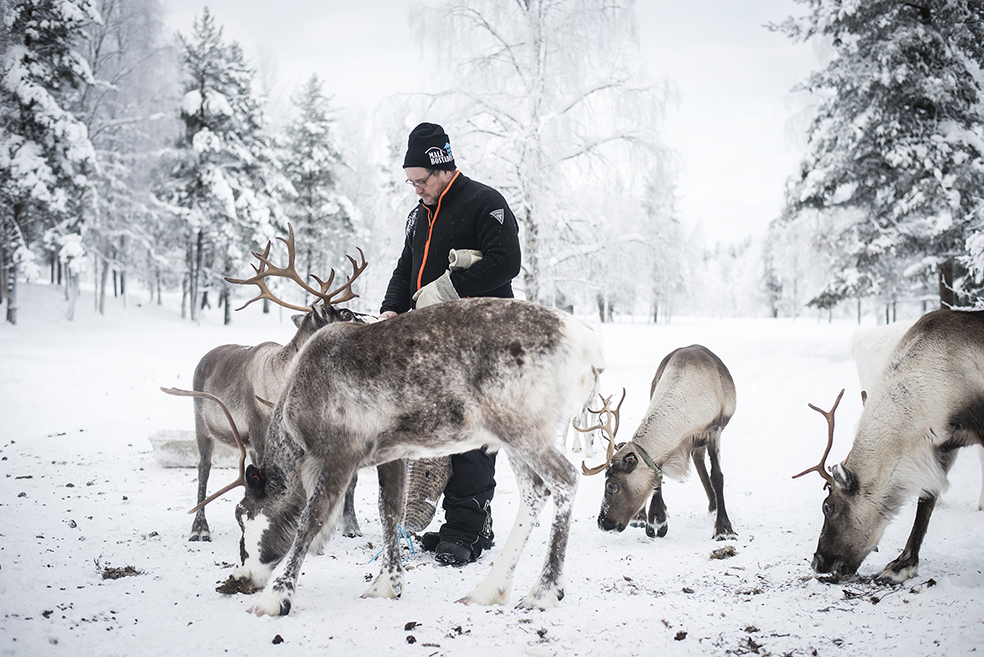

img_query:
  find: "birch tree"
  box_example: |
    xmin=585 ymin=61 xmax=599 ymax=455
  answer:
xmin=412 ymin=0 xmax=672 ymax=304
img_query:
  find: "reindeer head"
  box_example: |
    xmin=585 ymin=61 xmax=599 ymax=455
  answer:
xmin=233 ymin=453 xmax=308 ymax=589
xmin=578 ymin=390 xmax=664 ymax=532
xmin=795 ymin=389 xmax=886 ymax=579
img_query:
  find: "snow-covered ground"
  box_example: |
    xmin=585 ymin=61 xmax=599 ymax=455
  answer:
xmin=1 ymin=284 xmax=982 ymax=656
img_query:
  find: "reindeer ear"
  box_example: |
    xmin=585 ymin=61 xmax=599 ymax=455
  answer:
xmin=831 ymin=463 xmax=858 ymax=495
xmin=245 ymin=465 xmax=266 ymax=496
xmin=291 ymin=314 xmax=306 ymax=329
xmin=614 ymin=452 xmax=638 ymax=473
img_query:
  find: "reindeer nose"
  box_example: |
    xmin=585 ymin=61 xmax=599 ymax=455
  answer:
xmin=598 ymin=515 xmax=620 ymax=532
xmin=811 ymin=552 xmax=831 ymax=573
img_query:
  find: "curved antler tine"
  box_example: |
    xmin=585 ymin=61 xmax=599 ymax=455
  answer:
xmin=581 ymin=461 xmax=609 ymax=476
xmin=160 ymin=387 xmax=248 ymax=512
xmin=578 ymin=391 xmax=623 ymax=476
xmin=324 ymin=247 xmax=368 ymax=305
xmin=792 ymin=388 xmax=845 ymax=484
xmin=224 ymin=223 xmax=326 ymax=311
xmin=611 ymin=388 xmax=626 ymax=437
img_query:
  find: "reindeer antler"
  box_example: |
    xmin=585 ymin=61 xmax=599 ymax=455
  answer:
xmin=161 ymin=387 xmax=248 ymax=513
xmin=577 ymin=388 xmax=626 ymax=476
xmin=792 ymin=388 xmax=845 ymax=485
xmin=225 ymin=223 xmax=367 ymax=312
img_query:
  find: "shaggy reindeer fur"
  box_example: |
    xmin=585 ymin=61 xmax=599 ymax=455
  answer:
xmin=813 ymin=309 xmax=984 ymax=581
xmin=850 ymin=318 xmax=984 ymax=511
xmin=191 ymin=304 xmax=365 ymax=541
xmin=598 ymin=345 xmax=737 ymax=541
xmin=229 ymin=298 xmax=604 ymax=616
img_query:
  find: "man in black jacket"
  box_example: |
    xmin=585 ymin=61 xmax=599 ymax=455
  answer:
xmin=380 ymin=122 xmax=521 ymax=566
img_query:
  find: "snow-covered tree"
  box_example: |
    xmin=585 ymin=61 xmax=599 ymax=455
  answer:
xmin=774 ymin=0 xmax=984 ymax=309
xmin=77 ymin=0 xmax=180 ymax=315
xmin=281 ymin=74 xmax=359 ymax=289
xmin=0 ymin=0 xmax=98 ymax=324
xmin=156 ymin=8 xmax=290 ymax=323
xmin=411 ymin=0 xmax=673 ymax=305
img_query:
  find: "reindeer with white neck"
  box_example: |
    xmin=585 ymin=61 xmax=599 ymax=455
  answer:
xmin=579 ymin=345 xmax=737 ymax=541
xmin=798 ymin=308 xmax=984 ymax=582
xmin=171 ymin=227 xmax=605 ymax=616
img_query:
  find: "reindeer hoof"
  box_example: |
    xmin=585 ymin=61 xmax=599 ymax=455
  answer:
xmin=517 ymin=585 xmax=564 ymax=610
xmin=248 ymin=588 xmax=293 ymax=617
xmin=878 ymin=558 xmax=918 ymax=584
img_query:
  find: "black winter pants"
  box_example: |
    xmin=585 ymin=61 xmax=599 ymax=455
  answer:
xmin=438 ymin=447 xmax=496 ymax=553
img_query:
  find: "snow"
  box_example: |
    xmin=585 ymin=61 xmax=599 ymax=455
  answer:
xmin=2 ymin=284 xmax=983 ymax=656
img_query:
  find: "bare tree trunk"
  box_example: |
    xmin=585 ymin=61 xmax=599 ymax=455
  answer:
xmin=0 ymin=231 xmax=6 ymax=306
xmin=939 ymin=259 xmax=955 ymax=309
xmin=98 ymin=258 xmax=109 ymax=315
xmin=191 ymin=229 xmax=203 ymax=322
xmin=521 ymin=205 xmax=538 ymax=302
xmin=5 ymin=203 xmax=23 ymax=325
xmin=66 ymin=269 xmax=78 ymax=321
xmin=222 ymin=285 xmax=231 ymax=325
xmin=5 ymin=259 xmax=17 ymax=325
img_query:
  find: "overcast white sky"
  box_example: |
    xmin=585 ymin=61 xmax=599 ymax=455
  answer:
xmin=164 ymin=0 xmax=818 ymax=246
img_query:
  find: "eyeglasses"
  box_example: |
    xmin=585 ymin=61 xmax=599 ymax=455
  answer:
xmin=405 ymin=170 xmax=437 ymax=189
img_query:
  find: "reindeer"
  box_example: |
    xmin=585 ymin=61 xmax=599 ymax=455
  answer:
xmin=851 ymin=319 xmax=984 ymax=511
xmin=582 ymin=345 xmax=737 ymax=540
xmin=796 ymin=308 xmax=984 ymax=582
xmin=187 ymin=230 xmax=605 ymax=616
xmin=188 ymin=226 xmax=369 ymax=542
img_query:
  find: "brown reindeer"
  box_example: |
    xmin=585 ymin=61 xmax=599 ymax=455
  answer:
xmin=585 ymin=345 xmax=737 ymax=541
xmin=798 ymin=309 xmax=984 ymax=582
xmin=188 ymin=226 xmax=369 ymax=542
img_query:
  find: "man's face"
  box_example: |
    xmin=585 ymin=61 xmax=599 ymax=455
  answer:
xmin=405 ymin=167 xmax=452 ymax=206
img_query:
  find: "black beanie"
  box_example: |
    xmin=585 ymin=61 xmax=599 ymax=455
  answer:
xmin=403 ymin=122 xmax=456 ymax=170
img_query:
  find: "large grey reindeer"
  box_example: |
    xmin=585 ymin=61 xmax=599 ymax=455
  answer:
xmin=189 ymin=226 xmax=368 ymax=541
xmin=797 ymin=308 xmax=984 ymax=582
xmin=585 ymin=345 xmax=737 ymax=540
xmin=199 ymin=250 xmax=605 ymax=616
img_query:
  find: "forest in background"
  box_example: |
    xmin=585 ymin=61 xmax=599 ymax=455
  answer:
xmin=2 ymin=0 xmax=983 ymax=326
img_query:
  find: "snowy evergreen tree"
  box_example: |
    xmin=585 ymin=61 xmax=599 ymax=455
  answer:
xmin=155 ymin=8 xmax=289 ymax=323
xmin=774 ymin=0 xmax=984 ymax=309
xmin=77 ymin=0 xmax=180 ymax=315
xmin=281 ymin=74 xmax=359 ymax=291
xmin=411 ymin=0 xmax=673 ymax=305
xmin=0 ymin=0 xmax=98 ymax=324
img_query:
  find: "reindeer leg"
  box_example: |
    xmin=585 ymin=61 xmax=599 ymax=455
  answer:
xmin=190 ymin=404 xmax=214 ymax=542
xmin=692 ymin=445 xmax=716 ymax=513
xmin=880 ymin=495 xmax=937 ymax=583
xmin=460 ymin=448 xmax=551 ymax=607
xmin=340 ymin=471 xmax=362 ymax=538
xmin=707 ymin=433 xmax=736 ymax=540
xmin=880 ymin=449 xmax=956 ymax=582
xmin=648 ymin=487 xmax=668 ymax=538
xmin=517 ymin=447 xmax=578 ymax=610
xmin=248 ymin=459 xmax=351 ymax=617
xmin=363 ymin=460 xmax=407 ymax=599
